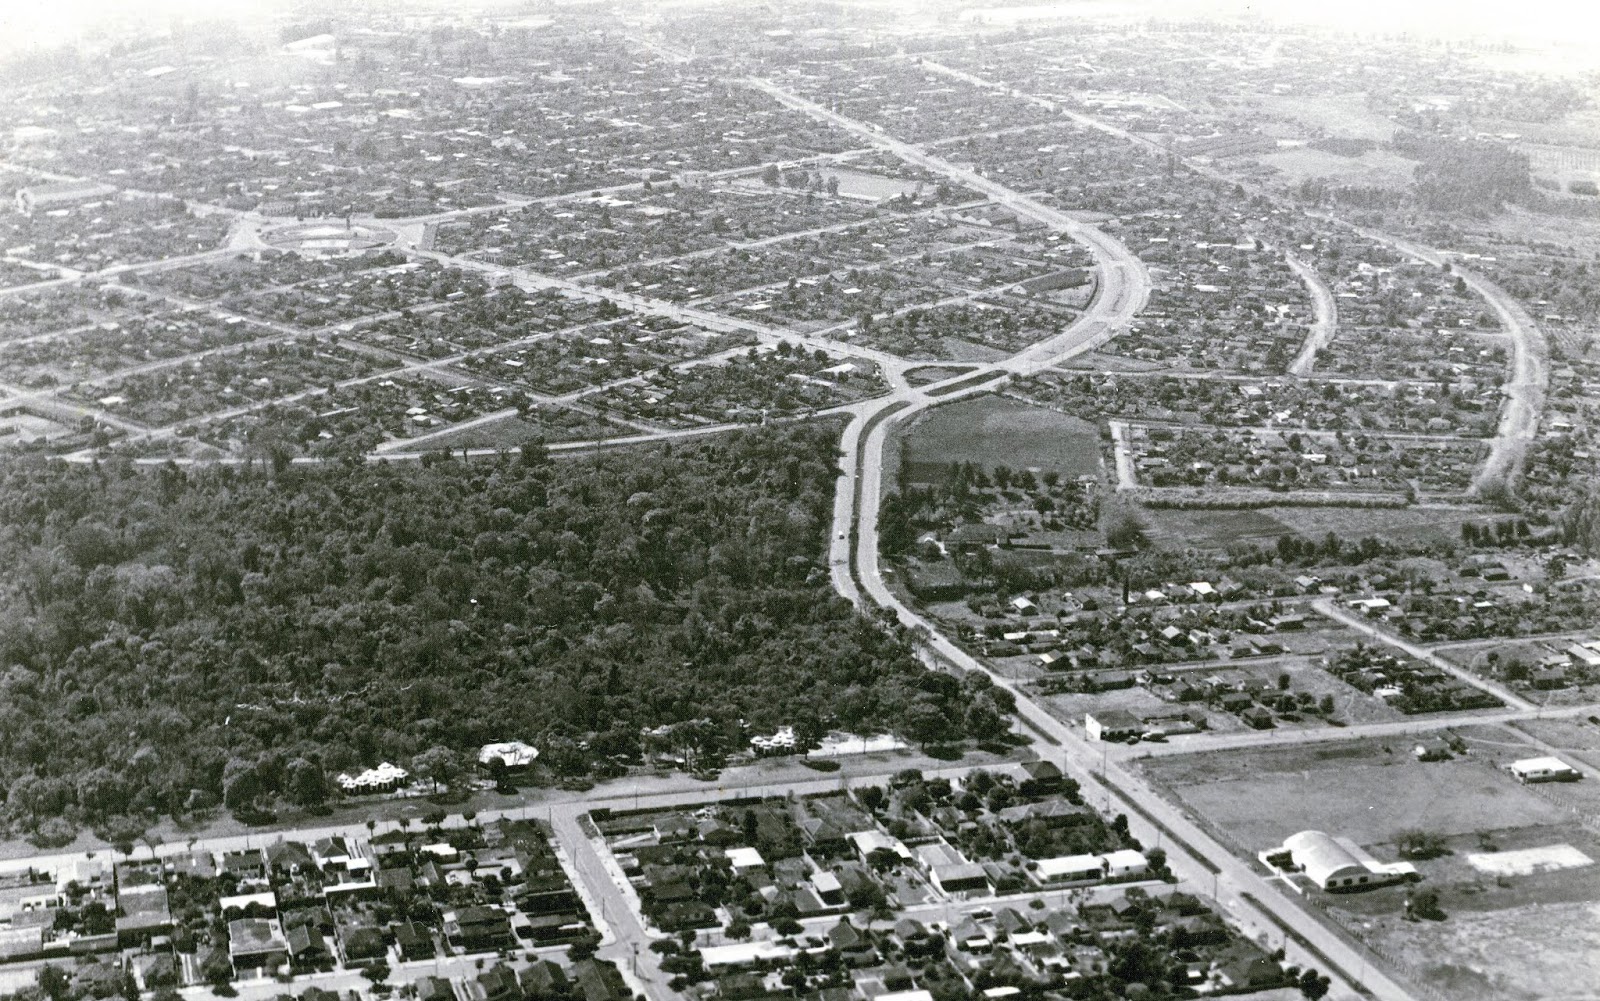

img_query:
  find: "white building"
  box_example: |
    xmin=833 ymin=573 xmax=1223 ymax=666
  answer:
xmin=336 ymin=762 xmax=409 ymax=794
xmin=478 ymin=741 xmax=539 ymax=770
xmin=724 ymin=847 xmax=766 ymax=872
xmin=14 ymin=181 xmax=117 ymax=215
xmin=1508 ymin=756 xmax=1580 ymax=784
xmin=1267 ymin=831 xmax=1417 ymax=891
xmin=751 ymin=725 xmax=798 ymax=755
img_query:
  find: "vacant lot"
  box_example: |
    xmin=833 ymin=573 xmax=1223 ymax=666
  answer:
xmin=1511 ymin=718 xmax=1600 ymax=774
xmin=1142 ymin=504 xmax=1491 ymax=549
xmin=1260 ymin=147 xmax=1420 ymax=189
xmin=1144 ymin=741 xmax=1566 ymax=851
xmin=1250 ymin=93 xmax=1400 ymax=141
xmin=1143 ymin=507 xmax=1293 ymax=547
xmin=1376 ymin=899 xmax=1600 ymax=1001
xmin=1334 ymin=822 xmax=1600 ymax=1001
xmin=899 ymin=394 xmax=1102 ymax=481
xmin=405 ymin=411 xmax=621 ymax=451
xmin=827 ymin=167 xmax=928 ymax=201
xmin=1263 ymin=505 xmax=1486 ymax=545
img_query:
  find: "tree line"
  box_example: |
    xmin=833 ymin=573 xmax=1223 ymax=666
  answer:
xmin=0 ymin=424 xmax=1002 ymax=846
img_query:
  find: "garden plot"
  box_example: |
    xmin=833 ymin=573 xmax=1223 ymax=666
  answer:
xmin=398 ymin=409 xmax=623 ymax=452
xmin=1319 ymin=327 xmax=1509 ymax=384
xmin=192 ymin=376 xmax=619 ymax=457
xmin=0 ymin=258 xmax=57 ymax=288
xmin=784 ymin=216 xmax=1001 ymax=269
xmin=0 ymin=286 xmax=132 ymax=344
xmin=588 ymin=247 xmax=828 ymax=302
xmin=223 ymin=260 xmax=492 ymax=328
xmin=698 ymin=239 xmax=1057 ymax=334
xmin=853 ymin=299 xmax=1080 ymax=360
xmin=1126 ymin=424 xmax=1487 ymax=496
xmin=931 ymin=121 xmax=1155 ymax=184
xmin=772 ymin=61 xmax=1060 ymax=143
xmin=1101 ymin=243 xmax=1314 ymax=373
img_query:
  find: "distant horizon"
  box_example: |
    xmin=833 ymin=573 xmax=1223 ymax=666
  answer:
xmin=3 ymin=0 xmax=1599 ymax=56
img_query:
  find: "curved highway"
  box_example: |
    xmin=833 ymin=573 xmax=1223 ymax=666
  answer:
xmin=771 ymin=68 xmax=1419 ymax=1001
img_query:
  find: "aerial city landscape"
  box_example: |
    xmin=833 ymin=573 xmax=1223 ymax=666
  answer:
xmin=0 ymin=2 xmax=1598 ymax=1001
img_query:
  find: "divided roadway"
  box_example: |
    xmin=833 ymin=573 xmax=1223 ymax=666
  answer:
xmin=760 ymin=68 xmax=1415 ymax=1001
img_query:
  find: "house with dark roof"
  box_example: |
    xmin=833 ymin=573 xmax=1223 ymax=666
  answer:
xmin=264 ymin=842 xmax=315 ymax=880
xmin=828 ymin=919 xmax=875 ymax=965
xmin=220 ymin=851 xmax=265 ymax=881
xmin=445 ymin=905 xmax=514 ymax=951
xmin=416 ymin=976 xmax=455 ymax=1001
xmin=520 ymin=960 xmax=568 ymax=1000
xmin=476 ymin=964 xmax=522 ymax=1001
xmin=570 ymin=960 xmax=630 ymax=1001
xmin=338 ymin=924 xmax=386 ymax=967
xmin=377 ymin=866 xmax=415 ymax=893
xmin=1018 ymin=760 xmax=1065 ymax=794
xmin=948 ymin=523 xmax=1005 ymax=551
xmin=395 ymin=921 xmax=434 ymax=961
xmin=286 ymin=924 xmax=332 ymax=972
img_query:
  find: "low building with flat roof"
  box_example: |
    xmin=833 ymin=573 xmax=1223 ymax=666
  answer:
xmin=1508 ymin=756 xmax=1580 ymax=784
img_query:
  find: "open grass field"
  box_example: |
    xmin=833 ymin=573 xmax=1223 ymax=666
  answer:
xmin=1248 ymin=93 xmax=1401 ymax=141
xmin=1510 ymin=718 xmax=1600 ymax=771
xmin=1480 ymin=206 xmax=1600 ymax=258
xmin=405 ymin=411 xmax=621 ymax=451
xmin=1368 ymin=898 xmax=1600 ymax=1001
xmin=1259 ymin=147 xmax=1420 ymax=189
xmin=1329 ymin=817 xmax=1600 ymax=1001
xmin=1143 ymin=741 xmax=1567 ymax=851
xmin=1142 ymin=506 xmax=1293 ymax=547
xmin=905 ymin=364 xmax=978 ymax=386
xmin=1139 ymin=500 xmax=1500 ymax=551
xmin=899 ymin=394 xmax=1102 ymax=480
xmin=1262 ymin=504 xmax=1490 ymax=545
xmin=1145 ymin=729 xmax=1600 ymax=999
xmin=827 ymin=167 xmax=928 ymax=201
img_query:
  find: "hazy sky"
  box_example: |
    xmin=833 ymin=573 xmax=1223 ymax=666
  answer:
xmin=3 ymin=0 xmax=1598 ymax=52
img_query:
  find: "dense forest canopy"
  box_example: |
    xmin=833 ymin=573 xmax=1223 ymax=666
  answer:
xmin=0 ymin=426 xmax=1005 ymax=844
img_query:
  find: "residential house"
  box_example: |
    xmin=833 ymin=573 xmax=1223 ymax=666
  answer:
xmin=338 ymin=925 xmax=385 ymax=967
xmin=286 ymin=923 xmax=334 ymax=973
xmin=227 ymin=918 xmax=288 ymax=974
xmin=394 ymin=921 xmax=434 ymax=961
xmin=445 ymin=905 xmax=514 ymax=951
xmin=520 ymin=961 xmax=569 ymax=1001
xmin=475 ymin=964 xmax=522 ymax=1001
